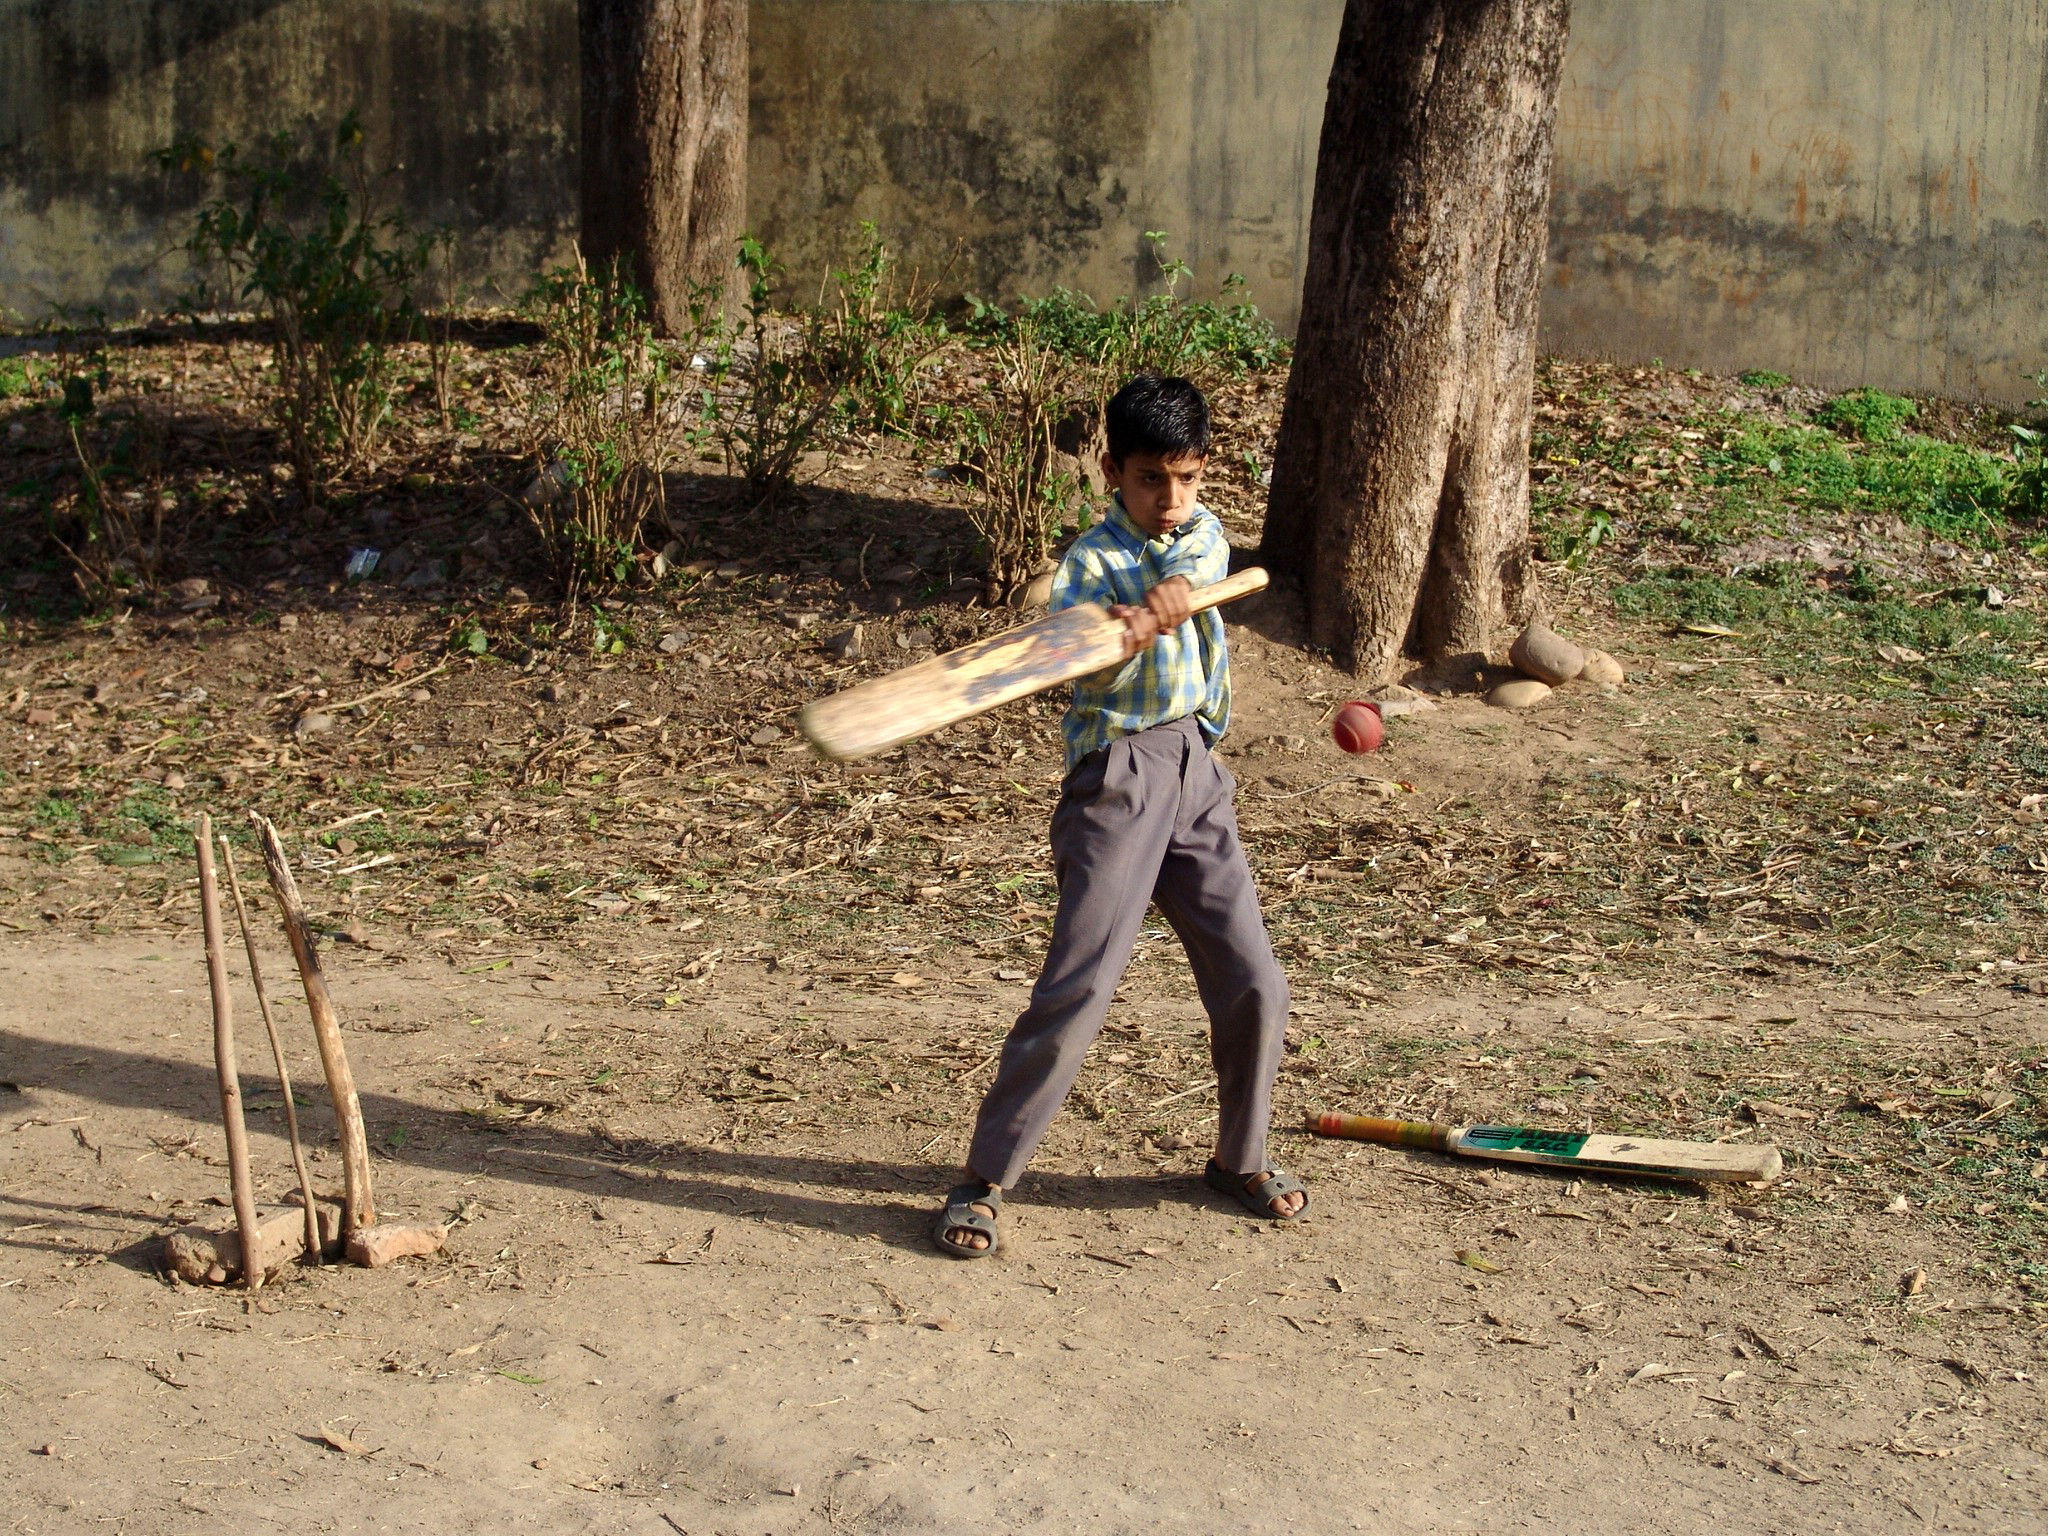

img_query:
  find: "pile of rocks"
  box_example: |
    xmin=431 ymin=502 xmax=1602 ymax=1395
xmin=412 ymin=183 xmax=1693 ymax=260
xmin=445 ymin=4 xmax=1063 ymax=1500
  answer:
xmin=1487 ymin=622 xmax=1625 ymax=709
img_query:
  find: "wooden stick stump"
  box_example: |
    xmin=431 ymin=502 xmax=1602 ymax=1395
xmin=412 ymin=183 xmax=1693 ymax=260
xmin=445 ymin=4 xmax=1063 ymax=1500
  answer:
xmin=195 ymin=814 xmax=263 ymax=1291
xmin=219 ymin=835 xmax=322 ymax=1264
xmin=252 ymin=813 xmax=375 ymax=1234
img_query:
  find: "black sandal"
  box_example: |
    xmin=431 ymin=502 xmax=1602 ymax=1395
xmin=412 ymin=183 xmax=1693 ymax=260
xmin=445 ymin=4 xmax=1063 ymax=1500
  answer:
xmin=1204 ymin=1158 xmax=1309 ymax=1222
xmin=931 ymin=1181 xmax=1002 ymax=1259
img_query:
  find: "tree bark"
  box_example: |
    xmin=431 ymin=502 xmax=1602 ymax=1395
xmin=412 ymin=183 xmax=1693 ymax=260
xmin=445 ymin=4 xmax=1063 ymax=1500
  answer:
xmin=1262 ymin=0 xmax=1569 ymax=680
xmin=579 ymin=0 xmax=749 ymax=334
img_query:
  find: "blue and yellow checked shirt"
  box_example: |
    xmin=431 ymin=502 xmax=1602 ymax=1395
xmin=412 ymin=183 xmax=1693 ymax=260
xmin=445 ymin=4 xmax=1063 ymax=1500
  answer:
xmin=1052 ymin=496 xmax=1233 ymax=769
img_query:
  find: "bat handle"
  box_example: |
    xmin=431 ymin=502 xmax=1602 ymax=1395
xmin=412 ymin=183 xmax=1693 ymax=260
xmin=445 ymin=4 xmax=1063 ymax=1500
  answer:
xmin=1185 ymin=567 xmax=1269 ymax=615
xmin=1303 ymin=1112 xmax=1454 ymax=1153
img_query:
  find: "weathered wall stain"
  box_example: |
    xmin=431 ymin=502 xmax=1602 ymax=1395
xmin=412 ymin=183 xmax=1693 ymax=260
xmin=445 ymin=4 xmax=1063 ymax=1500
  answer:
xmin=0 ymin=0 xmax=578 ymax=315
xmin=3 ymin=0 xmax=2044 ymax=401
xmin=1546 ymin=0 xmax=2048 ymax=400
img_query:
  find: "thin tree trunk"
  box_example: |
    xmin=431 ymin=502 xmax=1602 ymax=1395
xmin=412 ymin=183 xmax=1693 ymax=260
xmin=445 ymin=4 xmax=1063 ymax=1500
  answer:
xmin=579 ymin=0 xmax=749 ymax=334
xmin=1263 ymin=0 xmax=1569 ymax=680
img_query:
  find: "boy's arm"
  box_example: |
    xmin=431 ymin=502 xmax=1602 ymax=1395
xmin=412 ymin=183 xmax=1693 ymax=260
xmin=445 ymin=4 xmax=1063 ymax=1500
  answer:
xmin=1118 ymin=513 xmax=1229 ymax=653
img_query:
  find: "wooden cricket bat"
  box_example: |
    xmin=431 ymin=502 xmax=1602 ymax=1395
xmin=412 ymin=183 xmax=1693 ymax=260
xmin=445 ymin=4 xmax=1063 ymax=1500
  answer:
xmin=1305 ymin=1111 xmax=1782 ymax=1185
xmin=800 ymin=567 xmax=1270 ymax=761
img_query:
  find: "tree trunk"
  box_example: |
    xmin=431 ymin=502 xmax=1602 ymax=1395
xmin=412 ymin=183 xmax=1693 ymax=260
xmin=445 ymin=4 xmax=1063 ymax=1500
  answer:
xmin=579 ymin=0 xmax=748 ymax=335
xmin=1262 ymin=0 xmax=1569 ymax=680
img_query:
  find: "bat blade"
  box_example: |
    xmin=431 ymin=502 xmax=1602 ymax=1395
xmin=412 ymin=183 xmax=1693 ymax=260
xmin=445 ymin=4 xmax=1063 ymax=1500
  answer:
xmin=799 ymin=568 xmax=1268 ymax=761
xmin=1306 ymin=1111 xmax=1781 ymax=1185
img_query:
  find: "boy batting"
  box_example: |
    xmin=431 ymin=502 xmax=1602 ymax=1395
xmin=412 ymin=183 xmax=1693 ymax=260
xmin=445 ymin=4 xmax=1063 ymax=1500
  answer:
xmin=932 ymin=374 xmax=1306 ymax=1257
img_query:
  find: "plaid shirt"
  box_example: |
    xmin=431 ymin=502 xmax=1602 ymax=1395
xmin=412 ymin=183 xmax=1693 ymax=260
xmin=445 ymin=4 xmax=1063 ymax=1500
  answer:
xmin=1052 ymin=496 xmax=1233 ymax=769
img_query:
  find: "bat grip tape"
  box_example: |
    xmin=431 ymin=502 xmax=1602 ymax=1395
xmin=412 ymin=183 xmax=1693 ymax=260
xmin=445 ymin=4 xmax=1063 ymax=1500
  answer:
xmin=1304 ymin=1113 xmax=1453 ymax=1153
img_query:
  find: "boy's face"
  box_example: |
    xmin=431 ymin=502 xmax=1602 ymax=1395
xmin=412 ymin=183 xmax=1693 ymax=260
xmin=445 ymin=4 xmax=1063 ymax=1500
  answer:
xmin=1101 ymin=450 xmax=1207 ymax=540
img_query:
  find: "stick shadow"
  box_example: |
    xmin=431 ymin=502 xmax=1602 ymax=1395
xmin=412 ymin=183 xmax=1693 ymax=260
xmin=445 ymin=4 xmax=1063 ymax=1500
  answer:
xmin=1 ymin=1029 xmax=1184 ymax=1265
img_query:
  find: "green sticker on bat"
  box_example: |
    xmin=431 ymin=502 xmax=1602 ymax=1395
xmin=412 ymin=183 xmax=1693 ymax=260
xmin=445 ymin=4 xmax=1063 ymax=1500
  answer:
xmin=1462 ymin=1125 xmax=1591 ymax=1158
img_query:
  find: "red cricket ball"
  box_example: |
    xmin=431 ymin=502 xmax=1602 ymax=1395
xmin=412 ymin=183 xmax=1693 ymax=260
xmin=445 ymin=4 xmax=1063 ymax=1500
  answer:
xmin=1331 ymin=700 xmax=1384 ymax=754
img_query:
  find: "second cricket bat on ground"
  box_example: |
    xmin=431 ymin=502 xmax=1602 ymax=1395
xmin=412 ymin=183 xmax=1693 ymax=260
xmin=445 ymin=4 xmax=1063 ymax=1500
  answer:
xmin=1305 ymin=1111 xmax=1782 ymax=1185
xmin=800 ymin=567 xmax=1269 ymax=761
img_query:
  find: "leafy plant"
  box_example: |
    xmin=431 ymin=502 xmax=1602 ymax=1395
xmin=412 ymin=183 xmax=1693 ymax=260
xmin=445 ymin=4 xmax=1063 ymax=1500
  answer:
xmin=935 ymin=319 xmax=1093 ymax=601
xmin=159 ymin=115 xmax=428 ymax=497
xmin=1816 ymin=387 xmax=1918 ymax=443
xmin=40 ymin=324 xmax=172 ymax=604
xmin=703 ymin=237 xmax=845 ymax=493
xmin=449 ymin=614 xmax=490 ymax=655
xmin=2007 ymin=424 xmax=2048 ymax=524
xmin=1738 ymin=369 xmax=1791 ymax=389
xmin=814 ymin=223 xmax=946 ymax=437
xmin=0 ymin=355 xmax=36 ymax=400
xmin=964 ymin=233 xmax=1288 ymax=387
xmin=588 ymin=605 xmax=631 ymax=655
xmin=520 ymin=253 xmax=679 ymax=594
xmin=1547 ymin=505 xmax=1614 ymax=569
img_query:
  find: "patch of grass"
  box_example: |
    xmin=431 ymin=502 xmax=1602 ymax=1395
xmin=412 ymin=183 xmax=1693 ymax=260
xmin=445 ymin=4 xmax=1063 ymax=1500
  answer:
xmin=1694 ymin=416 xmax=2014 ymax=545
xmin=1737 ymin=369 xmax=1790 ymax=389
xmin=1612 ymin=564 xmax=1812 ymax=630
xmin=32 ymin=793 xmax=82 ymax=833
xmin=0 ymin=355 xmax=40 ymax=400
xmin=1815 ymin=387 xmax=1917 ymax=442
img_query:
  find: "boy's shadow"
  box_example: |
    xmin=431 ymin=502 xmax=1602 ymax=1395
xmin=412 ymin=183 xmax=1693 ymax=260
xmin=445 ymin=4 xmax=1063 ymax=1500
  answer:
xmin=1 ymin=1030 xmax=1196 ymax=1269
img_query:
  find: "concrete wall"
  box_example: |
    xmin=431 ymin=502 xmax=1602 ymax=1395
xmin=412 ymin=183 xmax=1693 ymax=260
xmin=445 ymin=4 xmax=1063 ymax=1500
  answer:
xmin=4 ymin=1 xmax=2045 ymax=401
xmin=1547 ymin=1 xmax=2048 ymax=402
xmin=0 ymin=0 xmax=578 ymax=316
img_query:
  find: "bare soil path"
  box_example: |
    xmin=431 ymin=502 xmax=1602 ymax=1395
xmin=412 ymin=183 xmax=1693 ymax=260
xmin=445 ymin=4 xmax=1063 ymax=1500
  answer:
xmin=4 ymin=933 xmax=2042 ymax=1534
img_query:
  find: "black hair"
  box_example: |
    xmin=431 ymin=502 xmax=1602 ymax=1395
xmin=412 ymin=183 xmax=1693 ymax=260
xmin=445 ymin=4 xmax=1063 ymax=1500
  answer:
xmin=1104 ymin=374 xmax=1211 ymax=465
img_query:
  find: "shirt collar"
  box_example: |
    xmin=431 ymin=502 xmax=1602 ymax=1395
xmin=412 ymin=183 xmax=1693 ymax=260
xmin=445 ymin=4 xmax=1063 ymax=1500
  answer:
xmin=1105 ymin=492 xmax=1208 ymax=552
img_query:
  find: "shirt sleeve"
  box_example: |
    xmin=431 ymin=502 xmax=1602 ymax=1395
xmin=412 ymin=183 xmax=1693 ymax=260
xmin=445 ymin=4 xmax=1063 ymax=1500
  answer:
xmin=1049 ymin=542 xmax=1113 ymax=614
xmin=1155 ymin=509 xmax=1230 ymax=588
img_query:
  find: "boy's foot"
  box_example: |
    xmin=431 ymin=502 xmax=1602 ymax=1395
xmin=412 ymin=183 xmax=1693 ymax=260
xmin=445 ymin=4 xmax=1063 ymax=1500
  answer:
xmin=1204 ymin=1158 xmax=1309 ymax=1221
xmin=931 ymin=1180 xmax=1003 ymax=1258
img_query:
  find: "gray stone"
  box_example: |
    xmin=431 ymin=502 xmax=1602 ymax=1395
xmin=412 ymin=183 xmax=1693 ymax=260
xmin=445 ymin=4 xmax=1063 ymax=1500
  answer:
xmin=821 ymin=625 xmax=866 ymax=660
xmin=169 ymin=577 xmax=216 ymax=612
xmin=295 ymin=711 xmax=338 ymax=738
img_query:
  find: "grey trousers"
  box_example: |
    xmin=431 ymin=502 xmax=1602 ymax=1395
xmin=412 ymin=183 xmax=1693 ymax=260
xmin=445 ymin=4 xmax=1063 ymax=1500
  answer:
xmin=966 ymin=716 xmax=1290 ymax=1189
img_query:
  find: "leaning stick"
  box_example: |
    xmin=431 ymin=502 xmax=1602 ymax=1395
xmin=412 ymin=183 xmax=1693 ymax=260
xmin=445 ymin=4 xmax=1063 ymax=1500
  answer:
xmin=219 ymin=835 xmax=322 ymax=1264
xmin=195 ymin=814 xmax=263 ymax=1290
xmin=251 ymin=813 xmax=375 ymax=1233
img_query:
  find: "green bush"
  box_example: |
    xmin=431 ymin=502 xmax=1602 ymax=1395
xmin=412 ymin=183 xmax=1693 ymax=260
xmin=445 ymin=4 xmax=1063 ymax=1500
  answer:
xmin=963 ymin=233 xmax=1287 ymax=385
xmin=1737 ymin=369 xmax=1790 ymax=389
xmin=929 ymin=318 xmax=1093 ymax=601
xmin=1815 ymin=387 xmax=1918 ymax=442
xmin=815 ymin=223 xmax=946 ymax=437
xmin=520 ymin=254 xmax=679 ymax=593
xmin=0 ymin=356 xmax=36 ymax=400
xmin=701 ymin=237 xmax=845 ymax=492
xmin=158 ymin=114 xmax=429 ymax=497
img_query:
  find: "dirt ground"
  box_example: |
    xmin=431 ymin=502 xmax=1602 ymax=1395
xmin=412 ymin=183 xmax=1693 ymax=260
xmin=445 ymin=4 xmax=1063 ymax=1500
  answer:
xmin=4 ymin=331 xmax=2047 ymax=1531
xmin=5 ymin=933 xmax=2044 ymax=1535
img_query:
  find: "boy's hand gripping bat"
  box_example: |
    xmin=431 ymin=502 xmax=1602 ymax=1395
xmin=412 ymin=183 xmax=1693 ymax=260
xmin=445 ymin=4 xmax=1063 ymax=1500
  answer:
xmin=799 ymin=568 xmax=1269 ymax=761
